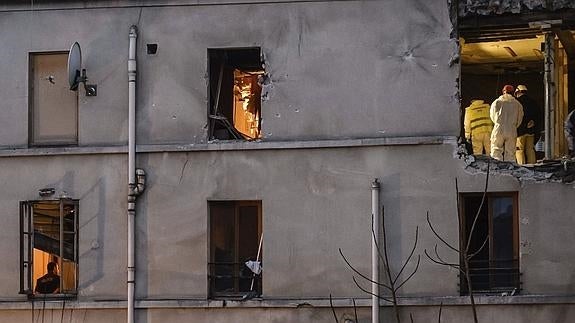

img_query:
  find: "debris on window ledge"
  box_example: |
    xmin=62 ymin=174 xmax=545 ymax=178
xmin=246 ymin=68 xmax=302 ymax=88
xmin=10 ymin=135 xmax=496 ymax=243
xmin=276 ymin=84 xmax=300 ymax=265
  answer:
xmin=458 ymin=140 xmax=575 ymax=183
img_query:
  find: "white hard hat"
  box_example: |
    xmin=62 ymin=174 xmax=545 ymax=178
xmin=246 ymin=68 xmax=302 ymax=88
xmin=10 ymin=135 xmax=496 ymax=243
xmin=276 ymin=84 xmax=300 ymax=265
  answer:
xmin=516 ymin=84 xmax=528 ymax=92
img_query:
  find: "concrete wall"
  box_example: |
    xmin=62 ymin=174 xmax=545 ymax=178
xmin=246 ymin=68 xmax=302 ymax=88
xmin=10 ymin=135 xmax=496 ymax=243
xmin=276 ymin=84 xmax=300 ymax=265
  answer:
xmin=0 ymin=0 xmax=574 ymax=322
xmin=0 ymin=145 xmax=462 ymax=301
xmin=0 ymin=145 xmax=573 ymax=303
xmin=0 ymin=0 xmax=458 ymax=148
xmin=0 ymin=154 xmax=127 ymax=299
xmin=2 ymin=303 xmax=575 ymax=323
xmin=135 ymin=145 xmax=463 ymax=299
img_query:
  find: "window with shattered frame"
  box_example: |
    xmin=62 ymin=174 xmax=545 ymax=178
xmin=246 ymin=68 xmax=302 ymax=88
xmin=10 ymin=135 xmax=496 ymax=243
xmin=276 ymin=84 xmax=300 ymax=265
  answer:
xmin=459 ymin=18 xmax=574 ymax=161
xmin=208 ymin=48 xmax=264 ymax=141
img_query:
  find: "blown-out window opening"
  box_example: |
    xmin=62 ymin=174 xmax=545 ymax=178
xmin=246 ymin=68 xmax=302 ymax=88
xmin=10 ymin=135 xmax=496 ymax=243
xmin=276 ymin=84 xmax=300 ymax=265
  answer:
xmin=208 ymin=48 xmax=264 ymax=141
xmin=460 ymin=22 xmax=575 ymax=162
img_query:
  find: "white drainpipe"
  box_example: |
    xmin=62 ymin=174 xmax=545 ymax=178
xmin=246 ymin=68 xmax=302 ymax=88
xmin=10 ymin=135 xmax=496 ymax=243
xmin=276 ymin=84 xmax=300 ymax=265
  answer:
xmin=128 ymin=25 xmax=145 ymax=323
xmin=371 ymin=179 xmax=380 ymax=323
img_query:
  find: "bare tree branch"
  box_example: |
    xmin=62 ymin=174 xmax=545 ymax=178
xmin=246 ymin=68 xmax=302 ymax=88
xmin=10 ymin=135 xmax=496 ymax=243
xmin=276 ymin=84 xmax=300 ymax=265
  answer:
xmin=351 ymin=298 xmax=359 ymax=323
xmin=371 ymin=212 xmax=390 ymax=273
xmin=426 ymin=160 xmax=491 ymax=323
xmin=427 ymin=211 xmax=459 ymax=253
xmin=352 ymin=298 xmax=358 ymax=323
xmin=393 ymin=226 xmax=419 ymax=285
xmin=433 ymin=245 xmax=461 ymax=269
xmin=339 ymin=248 xmax=393 ymax=291
xmin=467 ymin=235 xmax=489 ymax=260
xmin=329 ymin=294 xmax=339 ymax=323
xmin=381 ymin=205 xmax=403 ymax=323
xmin=437 ymin=302 xmax=443 ymax=323
xmin=351 ymin=276 xmax=393 ymax=303
xmin=424 ymin=249 xmax=465 ymax=275
xmin=465 ymin=159 xmax=490 ymax=254
xmin=339 ymin=203 xmax=421 ymax=323
xmin=395 ymin=255 xmax=421 ymax=291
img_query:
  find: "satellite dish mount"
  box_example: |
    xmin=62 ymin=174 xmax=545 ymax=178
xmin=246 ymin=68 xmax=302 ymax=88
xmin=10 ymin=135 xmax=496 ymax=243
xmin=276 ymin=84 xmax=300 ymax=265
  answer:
xmin=68 ymin=42 xmax=97 ymax=96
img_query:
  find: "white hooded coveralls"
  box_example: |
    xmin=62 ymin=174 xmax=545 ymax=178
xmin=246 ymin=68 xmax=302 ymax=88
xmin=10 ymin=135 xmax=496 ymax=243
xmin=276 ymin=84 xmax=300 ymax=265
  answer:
xmin=490 ymin=94 xmax=524 ymax=162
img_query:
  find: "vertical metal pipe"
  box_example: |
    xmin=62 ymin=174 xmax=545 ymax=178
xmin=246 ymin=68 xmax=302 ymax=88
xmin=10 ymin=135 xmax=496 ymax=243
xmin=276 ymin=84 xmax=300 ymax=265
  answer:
xmin=371 ymin=179 xmax=380 ymax=323
xmin=544 ymin=32 xmax=556 ymax=159
xmin=127 ymin=25 xmax=138 ymax=323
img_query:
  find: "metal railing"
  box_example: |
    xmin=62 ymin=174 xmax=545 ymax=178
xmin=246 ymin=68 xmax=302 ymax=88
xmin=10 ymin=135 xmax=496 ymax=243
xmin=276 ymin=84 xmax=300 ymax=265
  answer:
xmin=460 ymin=258 xmax=521 ymax=295
xmin=208 ymin=262 xmax=261 ymax=298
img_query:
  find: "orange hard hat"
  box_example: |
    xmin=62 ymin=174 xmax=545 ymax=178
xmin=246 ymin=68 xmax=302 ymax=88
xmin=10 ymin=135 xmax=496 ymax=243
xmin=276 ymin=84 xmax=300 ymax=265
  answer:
xmin=503 ymin=85 xmax=514 ymax=93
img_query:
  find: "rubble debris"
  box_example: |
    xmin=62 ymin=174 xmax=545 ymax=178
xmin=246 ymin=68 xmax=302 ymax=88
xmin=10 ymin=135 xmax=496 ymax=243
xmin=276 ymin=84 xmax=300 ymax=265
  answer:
xmin=458 ymin=0 xmax=575 ymax=17
xmin=458 ymin=141 xmax=575 ymax=183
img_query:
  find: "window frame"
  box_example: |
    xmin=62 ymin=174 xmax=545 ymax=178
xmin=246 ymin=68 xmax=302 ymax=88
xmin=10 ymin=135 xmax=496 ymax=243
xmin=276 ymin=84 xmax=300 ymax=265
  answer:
xmin=28 ymin=51 xmax=79 ymax=147
xmin=207 ymin=47 xmax=264 ymax=141
xmin=459 ymin=192 xmax=520 ymax=295
xmin=207 ymin=200 xmax=263 ymax=299
xmin=19 ymin=198 xmax=79 ymax=298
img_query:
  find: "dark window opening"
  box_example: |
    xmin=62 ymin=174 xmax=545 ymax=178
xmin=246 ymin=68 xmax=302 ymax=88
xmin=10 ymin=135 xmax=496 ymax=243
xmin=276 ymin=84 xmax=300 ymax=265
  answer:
xmin=20 ymin=199 xmax=79 ymax=297
xmin=208 ymin=201 xmax=262 ymax=299
xmin=208 ymin=48 xmax=264 ymax=141
xmin=460 ymin=193 xmax=520 ymax=295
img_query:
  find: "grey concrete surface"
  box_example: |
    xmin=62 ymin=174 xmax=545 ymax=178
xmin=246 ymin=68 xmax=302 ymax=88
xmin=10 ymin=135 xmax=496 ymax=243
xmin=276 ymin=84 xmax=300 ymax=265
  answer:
xmin=2 ymin=303 xmax=575 ymax=322
xmin=0 ymin=144 xmax=572 ymax=302
xmin=0 ymin=154 xmax=127 ymax=299
xmin=134 ymin=145 xmax=463 ymax=299
xmin=0 ymin=0 xmax=574 ymax=322
xmin=0 ymin=0 xmax=458 ymax=148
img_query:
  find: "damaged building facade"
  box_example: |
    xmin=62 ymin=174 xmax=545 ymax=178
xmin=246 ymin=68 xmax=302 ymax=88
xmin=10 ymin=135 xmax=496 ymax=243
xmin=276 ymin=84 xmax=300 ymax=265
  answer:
xmin=0 ymin=0 xmax=574 ymax=322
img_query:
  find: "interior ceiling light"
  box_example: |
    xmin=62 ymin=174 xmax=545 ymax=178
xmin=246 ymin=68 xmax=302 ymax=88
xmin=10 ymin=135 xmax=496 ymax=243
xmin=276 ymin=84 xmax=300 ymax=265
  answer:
xmin=504 ymin=46 xmax=518 ymax=57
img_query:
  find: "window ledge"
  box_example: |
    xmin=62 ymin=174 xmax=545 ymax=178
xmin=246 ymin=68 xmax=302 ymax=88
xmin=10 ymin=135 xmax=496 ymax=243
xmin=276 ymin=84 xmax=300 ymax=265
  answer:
xmin=0 ymin=294 xmax=574 ymax=310
xmin=27 ymin=294 xmax=77 ymax=301
xmin=0 ymin=136 xmax=454 ymax=157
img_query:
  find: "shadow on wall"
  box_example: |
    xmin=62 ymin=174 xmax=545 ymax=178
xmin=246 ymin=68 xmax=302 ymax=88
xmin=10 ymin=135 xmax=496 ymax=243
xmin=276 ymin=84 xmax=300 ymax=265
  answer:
xmin=78 ymin=177 xmax=106 ymax=290
xmin=380 ymin=173 xmax=402 ymax=270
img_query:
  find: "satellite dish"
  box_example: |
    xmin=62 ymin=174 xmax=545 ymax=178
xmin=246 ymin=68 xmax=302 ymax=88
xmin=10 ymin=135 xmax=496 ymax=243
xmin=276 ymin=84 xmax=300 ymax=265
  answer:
xmin=68 ymin=42 xmax=82 ymax=91
xmin=67 ymin=42 xmax=97 ymax=96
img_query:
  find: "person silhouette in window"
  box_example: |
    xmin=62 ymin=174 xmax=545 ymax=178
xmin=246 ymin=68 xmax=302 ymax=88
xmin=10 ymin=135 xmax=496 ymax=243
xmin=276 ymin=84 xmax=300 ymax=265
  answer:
xmin=35 ymin=262 xmax=60 ymax=294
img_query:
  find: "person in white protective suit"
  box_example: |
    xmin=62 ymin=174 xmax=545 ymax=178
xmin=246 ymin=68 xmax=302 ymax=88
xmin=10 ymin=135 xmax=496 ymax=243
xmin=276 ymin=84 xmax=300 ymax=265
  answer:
xmin=490 ymin=85 xmax=524 ymax=162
